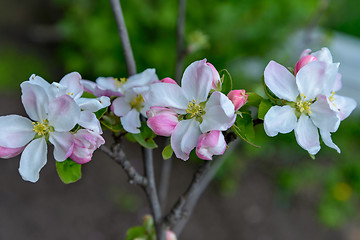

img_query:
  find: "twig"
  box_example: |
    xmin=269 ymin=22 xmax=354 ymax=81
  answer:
xmin=100 ymin=144 xmax=148 ymax=187
xmin=158 ymin=149 xmax=172 ymax=210
xmin=174 ymin=0 xmax=187 ymax=83
xmin=108 ymin=0 xmax=137 ymax=76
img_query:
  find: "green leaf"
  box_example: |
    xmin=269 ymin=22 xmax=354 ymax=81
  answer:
xmin=219 ymin=69 xmax=233 ymax=95
xmin=231 ymin=113 xmax=260 ymax=148
xmin=81 ymin=91 xmax=97 ymax=98
xmin=95 ymin=107 xmax=107 ymax=119
xmin=162 ymin=144 xmax=173 ymax=160
xmin=56 ymin=158 xmax=82 ymax=184
xmin=126 ymin=226 xmax=146 ymax=240
xmin=126 ymin=122 xmax=158 ymax=149
xmin=246 ymin=92 xmax=263 ymax=107
xmin=100 ymin=114 xmax=123 ymax=132
xmin=258 ymin=99 xmax=273 ymax=120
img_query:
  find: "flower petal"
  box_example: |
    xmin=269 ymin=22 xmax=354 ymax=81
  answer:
xmin=264 ymin=105 xmax=297 ymax=137
xmin=171 ymin=119 xmax=201 ymax=161
xmin=147 ymin=83 xmax=188 ymax=113
xmin=78 ymin=111 xmax=102 ymax=133
xmin=49 ymin=131 xmax=74 ymax=162
xmin=181 ymin=59 xmax=213 ymax=103
xmin=59 ymin=72 xmax=84 ymax=99
xmin=200 ymin=91 xmax=236 ymax=132
xmin=330 ymin=94 xmax=357 ymax=121
xmin=294 ymin=114 xmax=320 ymax=155
xmin=196 ymin=131 xmax=226 ymax=160
xmin=76 ymin=96 xmax=111 ymax=112
xmin=311 ymin=47 xmax=333 ymax=64
xmin=264 ymin=60 xmax=298 ymax=101
xmin=320 ymin=130 xmax=340 ymax=153
xmin=18 ymin=137 xmax=47 ymax=183
xmin=0 ymin=115 xmax=35 ymax=148
xmin=48 ymin=95 xmax=81 ymax=132
xmin=21 ymin=81 xmax=50 ymax=121
xmin=0 ymin=146 xmax=25 ymax=159
xmin=111 ymin=96 xmax=131 ymax=117
xmin=123 ymin=68 xmax=158 ymax=91
xmin=120 ymin=109 xmax=141 ymax=134
xmin=310 ymin=95 xmax=340 ymax=132
xmin=28 ymin=74 xmax=50 ymax=89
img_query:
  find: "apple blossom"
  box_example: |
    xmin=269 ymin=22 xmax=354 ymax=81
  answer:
xmin=206 ymin=62 xmax=221 ymax=90
xmin=147 ymin=59 xmax=235 ymax=160
xmin=227 ymin=90 xmax=248 ymax=111
xmin=196 ymin=130 xmax=226 ymax=160
xmin=146 ymin=107 xmax=179 ymax=136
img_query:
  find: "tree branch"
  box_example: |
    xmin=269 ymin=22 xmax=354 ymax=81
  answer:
xmin=174 ymin=0 xmax=187 ymax=83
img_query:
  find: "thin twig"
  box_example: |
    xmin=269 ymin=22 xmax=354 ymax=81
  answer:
xmin=158 ymin=146 xmax=172 ymax=210
xmin=108 ymin=0 xmax=137 ymax=76
xmin=174 ymin=0 xmax=187 ymax=83
xmin=100 ymin=144 xmax=148 ymax=187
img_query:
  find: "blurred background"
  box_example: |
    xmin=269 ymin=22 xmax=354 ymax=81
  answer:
xmin=0 ymin=0 xmax=360 ymax=239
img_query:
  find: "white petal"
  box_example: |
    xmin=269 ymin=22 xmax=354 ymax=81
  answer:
xmin=310 ymin=95 xmax=340 ymax=132
xmin=78 ymin=111 xmax=102 ymax=133
xmin=28 ymin=74 xmax=50 ymax=89
xmin=48 ymin=95 xmax=81 ymax=132
xmin=0 ymin=115 xmax=35 ymax=148
xmin=147 ymin=83 xmax=188 ymax=114
xmin=111 ymin=96 xmax=131 ymax=117
xmin=320 ymin=130 xmax=340 ymax=153
xmin=80 ymin=79 xmax=97 ymax=94
xmin=59 ymin=72 xmax=84 ymax=99
xmin=76 ymin=96 xmax=110 ymax=112
xmin=123 ymin=68 xmax=158 ymax=91
xmin=49 ymin=132 xmax=74 ymax=162
xmin=171 ymin=119 xmax=201 ymax=161
xmin=311 ymin=47 xmax=333 ymax=64
xmin=294 ymin=114 xmax=320 ymax=155
xmin=181 ymin=59 xmax=213 ymax=103
xmin=263 ymin=105 xmax=297 ymax=137
xmin=333 ymin=73 xmax=342 ymax=92
xmin=331 ymin=94 xmax=357 ymax=121
xmin=200 ymin=91 xmax=235 ymax=132
xmin=264 ymin=61 xmax=298 ymax=101
xmin=18 ymin=137 xmax=47 ymax=183
xmin=21 ymin=82 xmax=50 ymax=121
xmin=120 ymin=109 xmax=141 ymax=134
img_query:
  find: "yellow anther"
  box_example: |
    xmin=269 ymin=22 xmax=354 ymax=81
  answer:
xmin=114 ymin=77 xmax=128 ymax=88
xmin=296 ymin=99 xmax=312 ymax=115
xmin=130 ymin=94 xmax=145 ymax=111
xmin=67 ymin=92 xmax=74 ymax=96
xmin=32 ymin=120 xmax=51 ymax=136
xmin=186 ymin=99 xmax=205 ymax=118
xmin=329 ymin=91 xmax=336 ymax=102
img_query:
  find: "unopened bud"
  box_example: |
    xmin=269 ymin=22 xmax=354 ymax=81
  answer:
xmin=206 ymin=63 xmax=221 ymax=90
xmin=227 ymin=90 xmax=248 ymax=111
xmin=147 ymin=107 xmax=178 ymax=137
xmin=166 ymin=230 xmax=177 ymax=240
xmin=161 ymin=77 xmax=178 ymax=85
xmin=294 ymin=55 xmax=317 ymax=76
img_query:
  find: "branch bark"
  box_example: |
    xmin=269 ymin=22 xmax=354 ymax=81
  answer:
xmin=174 ymin=0 xmax=187 ymax=83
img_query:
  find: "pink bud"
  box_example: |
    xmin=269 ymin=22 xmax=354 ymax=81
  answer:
xmin=294 ymin=55 xmax=317 ymax=76
xmin=166 ymin=230 xmax=177 ymax=240
xmin=227 ymin=90 xmax=248 ymax=111
xmin=147 ymin=107 xmax=179 ymax=137
xmin=70 ymin=129 xmax=105 ymax=164
xmin=196 ymin=131 xmax=226 ymax=160
xmin=161 ymin=77 xmax=178 ymax=85
xmin=206 ymin=62 xmax=221 ymax=90
xmin=0 ymin=146 xmax=24 ymax=159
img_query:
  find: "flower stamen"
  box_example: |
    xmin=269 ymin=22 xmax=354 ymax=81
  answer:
xmin=296 ymin=94 xmax=312 ymax=115
xmin=186 ymin=99 xmax=205 ymax=118
xmin=130 ymin=94 xmax=145 ymax=111
xmin=114 ymin=77 xmax=128 ymax=88
xmin=32 ymin=119 xmax=51 ymax=136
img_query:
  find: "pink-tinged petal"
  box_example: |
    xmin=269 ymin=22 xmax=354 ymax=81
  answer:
xmin=112 ymin=96 xmax=131 ymax=117
xmin=80 ymin=79 xmax=97 ymax=94
xmin=49 ymin=131 xmax=74 ymax=162
xmin=294 ymin=55 xmax=317 ymax=76
xmin=28 ymin=74 xmax=50 ymax=89
xmin=147 ymin=83 xmax=188 ymax=114
xmin=171 ymin=119 xmax=201 ymax=161
xmin=76 ymin=96 xmax=110 ymax=112
xmin=181 ymin=59 xmax=213 ymax=102
xmin=18 ymin=137 xmax=47 ymax=183
xmin=294 ymin=114 xmax=320 ymax=155
xmin=206 ymin=62 xmax=221 ymax=90
xmin=300 ymin=49 xmax=312 ymax=58
xmin=0 ymin=146 xmax=25 ymax=159
xmin=147 ymin=107 xmax=178 ymax=136
xmin=92 ymin=77 xmax=123 ymax=97
xmin=264 ymin=60 xmax=298 ymax=101
xmin=311 ymin=47 xmax=333 ymax=64
xmin=330 ymin=94 xmax=357 ymax=121
xmin=320 ymin=130 xmax=340 ymax=153
xmin=310 ymin=95 xmax=340 ymax=132
xmin=161 ymin=77 xmax=178 ymax=85
xmin=264 ymin=105 xmax=297 ymax=137
xmin=196 ymin=131 xmax=226 ymax=160
xmin=123 ymin=68 xmax=159 ymax=91
xmin=21 ymin=82 xmax=49 ymax=121
xmin=166 ymin=230 xmax=177 ymax=240
xmin=333 ymin=73 xmax=342 ymax=92
xmin=0 ymin=115 xmax=35 ymax=148
xmin=200 ymin=92 xmax=236 ymax=132
xmin=296 ymin=61 xmax=338 ymax=100
xmin=121 ymin=109 xmax=141 ymax=134
xmin=59 ymin=72 xmax=84 ymax=99
xmin=227 ymin=90 xmax=248 ymax=111
xmin=48 ymin=95 xmax=81 ymax=132
xmin=78 ymin=111 xmax=102 ymax=133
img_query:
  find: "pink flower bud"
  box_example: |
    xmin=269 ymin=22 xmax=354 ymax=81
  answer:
xmin=166 ymin=230 xmax=177 ymax=240
xmin=206 ymin=62 xmax=221 ymax=90
xmin=0 ymin=146 xmax=24 ymax=159
xmin=70 ymin=129 xmax=105 ymax=164
xmin=294 ymin=55 xmax=317 ymax=76
xmin=147 ymin=107 xmax=179 ymax=137
xmin=227 ymin=90 xmax=248 ymax=111
xmin=196 ymin=130 xmax=226 ymax=160
xmin=161 ymin=77 xmax=178 ymax=85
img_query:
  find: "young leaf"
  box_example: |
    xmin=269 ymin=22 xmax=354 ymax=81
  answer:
xmin=56 ymin=158 xmax=82 ymax=184
xmin=219 ymin=69 xmax=233 ymax=95
xmin=258 ymin=99 xmax=273 ymax=120
xmin=162 ymin=144 xmax=173 ymax=160
xmin=231 ymin=113 xmax=260 ymax=148
xmin=95 ymin=107 xmax=107 ymax=119
xmin=126 ymin=122 xmax=158 ymax=149
xmin=100 ymin=114 xmax=123 ymax=132
xmin=246 ymin=92 xmax=263 ymax=107
xmin=126 ymin=226 xmax=146 ymax=240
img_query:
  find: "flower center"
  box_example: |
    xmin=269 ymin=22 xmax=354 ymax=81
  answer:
xmin=114 ymin=77 xmax=128 ymax=88
xmin=296 ymin=94 xmax=313 ymax=115
xmin=130 ymin=94 xmax=145 ymax=111
xmin=329 ymin=91 xmax=335 ymax=102
xmin=186 ymin=99 xmax=205 ymax=119
xmin=32 ymin=119 xmax=52 ymax=136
